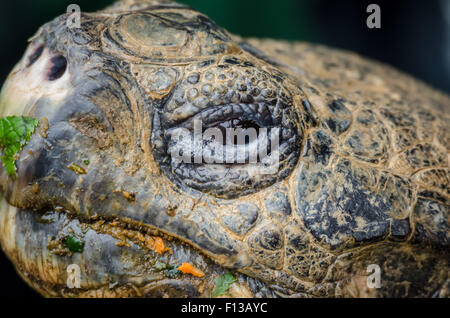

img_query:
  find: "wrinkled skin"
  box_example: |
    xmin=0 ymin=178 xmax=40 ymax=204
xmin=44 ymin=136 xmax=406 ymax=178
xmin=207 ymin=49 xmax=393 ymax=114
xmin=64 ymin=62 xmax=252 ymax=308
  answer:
xmin=0 ymin=0 xmax=449 ymax=297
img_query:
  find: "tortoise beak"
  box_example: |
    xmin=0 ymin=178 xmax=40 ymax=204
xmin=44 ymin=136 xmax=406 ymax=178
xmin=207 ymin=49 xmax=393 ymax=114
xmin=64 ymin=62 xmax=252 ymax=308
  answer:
xmin=0 ymin=44 xmax=72 ymax=118
xmin=0 ymin=43 xmax=74 ymax=209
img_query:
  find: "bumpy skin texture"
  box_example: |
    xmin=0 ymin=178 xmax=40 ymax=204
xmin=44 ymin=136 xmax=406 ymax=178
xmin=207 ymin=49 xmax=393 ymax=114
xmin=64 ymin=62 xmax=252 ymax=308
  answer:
xmin=0 ymin=0 xmax=449 ymax=297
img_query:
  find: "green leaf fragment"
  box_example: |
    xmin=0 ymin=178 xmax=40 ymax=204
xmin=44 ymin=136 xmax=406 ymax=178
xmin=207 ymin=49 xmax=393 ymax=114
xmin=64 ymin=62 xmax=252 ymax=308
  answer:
xmin=63 ymin=235 xmax=85 ymax=253
xmin=212 ymin=273 xmax=236 ymax=297
xmin=153 ymin=262 xmax=182 ymax=278
xmin=165 ymin=265 xmax=182 ymax=278
xmin=0 ymin=116 xmax=39 ymax=178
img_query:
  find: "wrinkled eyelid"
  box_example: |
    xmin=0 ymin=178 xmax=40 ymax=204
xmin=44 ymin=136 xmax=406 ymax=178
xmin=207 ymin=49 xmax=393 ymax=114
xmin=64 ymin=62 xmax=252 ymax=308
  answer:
xmin=27 ymin=45 xmax=44 ymax=67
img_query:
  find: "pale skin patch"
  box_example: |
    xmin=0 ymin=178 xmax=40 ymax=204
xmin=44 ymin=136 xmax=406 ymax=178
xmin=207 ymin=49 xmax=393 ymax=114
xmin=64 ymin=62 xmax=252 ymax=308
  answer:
xmin=0 ymin=196 xmax=18 ymax=256
xmin=0 ymin=46 xmax=72 ymax=117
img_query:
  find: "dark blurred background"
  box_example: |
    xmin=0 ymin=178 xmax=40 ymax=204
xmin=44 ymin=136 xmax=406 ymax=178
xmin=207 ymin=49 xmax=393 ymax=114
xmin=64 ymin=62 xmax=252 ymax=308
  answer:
xmin=0 ymin=0 xmax=449 ymax=297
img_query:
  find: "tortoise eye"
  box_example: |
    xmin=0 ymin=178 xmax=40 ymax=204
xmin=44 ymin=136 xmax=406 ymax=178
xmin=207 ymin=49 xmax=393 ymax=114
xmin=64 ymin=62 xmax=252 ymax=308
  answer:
xmin=47 ymin=55 xmax=67 ymax=81
xmin=214 ymin=118 xmax=262 ymax=145
xmin=27 ymin=45 xmax=44 ymax=67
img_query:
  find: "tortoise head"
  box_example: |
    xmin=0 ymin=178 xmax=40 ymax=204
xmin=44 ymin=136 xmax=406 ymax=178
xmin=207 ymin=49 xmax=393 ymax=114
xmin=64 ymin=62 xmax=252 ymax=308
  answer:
xmin=1 ymin=0 xmax=449 ymax=299
xmin=0 ymin=0 xmax=311 ymax=297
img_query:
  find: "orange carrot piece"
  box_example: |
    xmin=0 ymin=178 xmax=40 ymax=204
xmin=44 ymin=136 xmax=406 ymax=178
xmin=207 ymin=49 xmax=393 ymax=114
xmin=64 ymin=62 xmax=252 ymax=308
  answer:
xmin=178 ymin=263 xmax=205 ymax=278
xmin=153 ymin=237 xmax=167 ymax=254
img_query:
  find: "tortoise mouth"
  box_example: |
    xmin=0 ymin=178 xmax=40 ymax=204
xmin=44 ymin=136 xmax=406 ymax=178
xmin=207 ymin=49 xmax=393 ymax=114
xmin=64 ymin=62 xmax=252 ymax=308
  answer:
xmin=0 ymin=200 xmax=206 ymax=297
xmin=0 ymin=197 xmax=279 ymax=297
xmin=152 ymin=102 xmax=302 ymax=199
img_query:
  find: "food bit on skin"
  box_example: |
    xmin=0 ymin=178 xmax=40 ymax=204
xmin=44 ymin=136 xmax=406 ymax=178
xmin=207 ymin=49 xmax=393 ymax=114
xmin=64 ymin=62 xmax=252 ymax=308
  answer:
xmin=122 ymin=191 xmax=135 ymax=202
xmin=116 ymin=241 xmax=131 ymax=248
xmin=90 ymin=220 xmax=172 ymax=254
xmin=113 ymin=189 xmax=136 ymax=202
xmin=39 ymin=117 xmax=49 ymax=138
xmin=63 ymin=235 xmax=85 ymax=253
xmin=165 ymin=266 xmax=182 ymax=278
xmin=212 ymin=273 xmax=236 ymax=297
xmin=0 ymin=116 xmax=39 ymax=178
xmin=67 ymin=162 xmax=87 ymax=174
xmin=166 ymin=205 xmax=177 ymax=217
xmin=47 ymin=234 xmax=85 ymax=255
xmin=148 ymin=236 xmax=172 ymax=254
xmin=178 ymin=263 xmax=205 ymax=278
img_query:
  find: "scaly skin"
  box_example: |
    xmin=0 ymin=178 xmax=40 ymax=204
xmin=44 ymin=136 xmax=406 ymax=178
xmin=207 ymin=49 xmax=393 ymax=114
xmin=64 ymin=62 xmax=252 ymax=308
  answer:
xmin=0 ymin=0 xmax=448 ymax=297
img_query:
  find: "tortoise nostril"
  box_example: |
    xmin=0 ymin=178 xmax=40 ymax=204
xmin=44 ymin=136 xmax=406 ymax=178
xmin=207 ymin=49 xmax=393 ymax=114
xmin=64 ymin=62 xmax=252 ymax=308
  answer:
xmin=27 ymin=45 xmax=44 ymax=67
xmin=47 ymin=55 xmax=67 ymax=81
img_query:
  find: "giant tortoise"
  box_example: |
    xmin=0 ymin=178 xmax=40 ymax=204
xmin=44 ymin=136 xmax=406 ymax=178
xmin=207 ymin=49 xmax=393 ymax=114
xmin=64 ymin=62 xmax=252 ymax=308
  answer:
xmin=0 ymin=0 xmax=448 ymax=297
